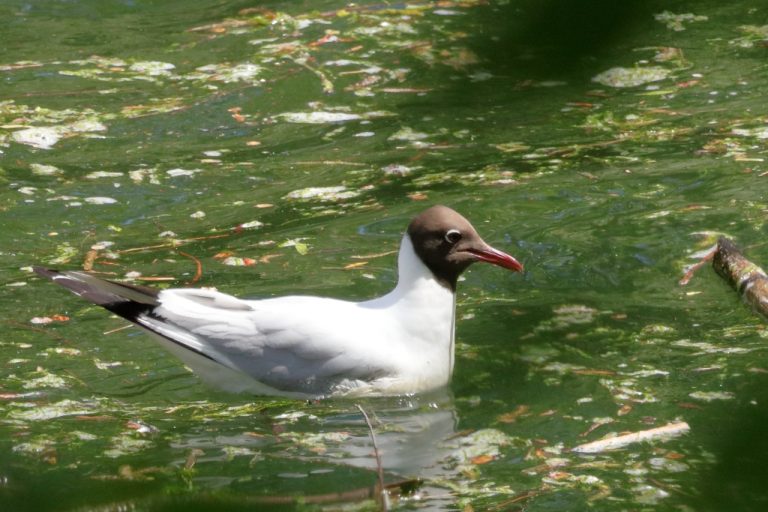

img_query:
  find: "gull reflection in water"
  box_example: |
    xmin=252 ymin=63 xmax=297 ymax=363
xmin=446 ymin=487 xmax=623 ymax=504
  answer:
xmin=318 ymin=390 xmax=496 ymax=509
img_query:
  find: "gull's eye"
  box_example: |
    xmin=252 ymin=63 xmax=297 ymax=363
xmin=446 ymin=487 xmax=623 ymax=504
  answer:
xmin=444 ymin=229 xmax=462 ymax=244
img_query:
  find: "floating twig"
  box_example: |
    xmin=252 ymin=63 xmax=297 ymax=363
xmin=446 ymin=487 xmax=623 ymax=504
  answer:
xmin=178 ymin=250 xmax=203 ymax=285
xmin=572 ymin=421 xmax=690 ymax=454
xmin=679 ymin=245 xmax=717 ymax=285
xmin=288 ymin=56 xmax=334 ymax=94
xmin=487 ymin=490 xmax=541 ymax=511
xmin=351 ymin=250 xmax=398 ymax=260
xmin=103 ymin=324 xmax=133 ymax=335
xmin=117 ymin=234 xmax=231 ymax=254
xmin=185 ymin=448 xmax=205 ymax=470
xmin=294 ymin=160 xmax=368 ymax=167
xmin=118 ymin=242 xmax=177 ymax=254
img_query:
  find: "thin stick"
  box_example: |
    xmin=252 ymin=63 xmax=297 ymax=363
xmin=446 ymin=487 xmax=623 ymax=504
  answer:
xmin=103 ymin=324 xmax=133 ymax=335
xmin=178 ymin=250 xmax=203 ymax=285
xmin=679 ymin=246 xmax=716 ymax=285
xmin=288 ymin=56 xmax=334 ymax=94
xmin=117 ymin=242 xmax=175 ymax=254
xmin=487 ymin=489 xmax=540 ymax=511
xmin=572 ymin=421 xmax=690 ymax=454
xmin=294 ymin=160 xmax=368 ymax=167
xmin=116 ymin=233 xmax=231 ymax=254
xmin=356 ymin=404 xmax=388 ymax=511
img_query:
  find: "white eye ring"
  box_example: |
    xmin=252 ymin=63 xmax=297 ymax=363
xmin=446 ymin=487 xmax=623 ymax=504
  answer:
xmin=445 ymin=229 xmax=462 ymax=244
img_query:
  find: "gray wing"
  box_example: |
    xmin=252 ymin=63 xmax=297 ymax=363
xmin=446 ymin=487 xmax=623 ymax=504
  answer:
xmin=35 ymin=268 xmax=389 ymax=395
xmin=151 ymin=290 xmax=390 ymax=394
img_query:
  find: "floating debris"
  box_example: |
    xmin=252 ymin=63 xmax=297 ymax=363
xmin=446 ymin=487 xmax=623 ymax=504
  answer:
xmin=45 ymin=242 xmax=78 ymax=264
xmin=12 ymin=437 xmax=56 ymax=457
xmin=442 ymin=428 xmax=512 ymax=471
xmin=166 ymin=168 xmax=201 ymax=177
xmin=30 ymin=315 xmax=69 ymax=325
xmin=494 ymin=141 xmax=531 ymax=153
xmin=381 ymin=164 xmax=414 ymax=176
xmin=86 ymin=171 xmax=123 ymax=179
xmin=672 ymin=339 xmax=751 ymax=355
xmin=273 ymin=411 xmax=319 ymax=423
xmin=592 ymin=66 xmax=671 ymax=88
xmin=654 ymin=11 xmax=708 ymax=31
xmin=187 ymin=62 xmax=262 ymax=83
xmin=730 ymin=25 xmax=768 ymax=48
xmin=648 ymin=456 xmax=688 ymax=473
xmin=275 ymin=111 xmax=391 ymax=124
xmin=731 ymin=126 xmax=768 ymax=139
xmin=30 ymin=163 xmax=63 ymax=176
xmin=237 ymin=220 xmax=264 ymax=230
xmin=534 ymin=304 xmax=599 ymax=333
xmin=388 ymin=126 xmax=429 ymax=142
xmin=688 ymin=391 xmax=735 ymax=402
xmin=284 ymin=185 xmax=360 ymax=202
xmin=23 ymin=370 xmax=68 ymax=390
xmin=9 ymin=118 xmax=108 ymax=149
xmin=11 ymin=127 xmax=61 ymax=149
xmin=104 ymin=434 xmax=154 ymax=458
xmin=84 ymin=197 xmax=118 ymax=205
xmin=279 ymin=238 xmax=310 ymax=255
xmin=128 ymin=60 xmax=176 ymax=76
xmin=17 ymin=186 xmax=37 ymax=195
xmin=9 ymin=399 xmax=99 ymax=421
xmin=220 ymin=256 xmax=257 ymax=266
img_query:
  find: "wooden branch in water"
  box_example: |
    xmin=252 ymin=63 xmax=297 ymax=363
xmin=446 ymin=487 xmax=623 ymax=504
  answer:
xmin=713 ymin=237 xmax=768 ymax=319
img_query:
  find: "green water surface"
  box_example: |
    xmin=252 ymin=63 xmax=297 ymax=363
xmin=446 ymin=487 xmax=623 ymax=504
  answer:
xmin=2 ymin=1 xmax=768 ymax=510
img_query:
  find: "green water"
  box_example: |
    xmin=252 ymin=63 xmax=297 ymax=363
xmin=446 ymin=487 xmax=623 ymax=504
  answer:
xmin=2 ymin=1 xmax=768 ymax=510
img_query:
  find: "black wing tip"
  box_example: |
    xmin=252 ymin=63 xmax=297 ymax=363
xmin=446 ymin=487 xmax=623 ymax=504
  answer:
xmin=34 ymin=265 xmax=157 ymax=323
xmin=33 ymin=266 xmax=160 ymax=301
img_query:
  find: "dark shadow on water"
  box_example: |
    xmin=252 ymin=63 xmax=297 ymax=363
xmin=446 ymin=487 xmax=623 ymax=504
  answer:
xmin=694 ymin=374 xmax=768 ymax=512
xmin=469 ymin=0 xmax=659 ymax=80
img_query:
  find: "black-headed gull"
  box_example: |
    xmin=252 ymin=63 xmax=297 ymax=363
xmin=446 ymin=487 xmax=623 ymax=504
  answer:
xmin=34 ymin=205 xmax=523 ymax=397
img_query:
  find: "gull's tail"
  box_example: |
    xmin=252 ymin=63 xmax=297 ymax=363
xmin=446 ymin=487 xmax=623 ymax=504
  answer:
xmin=32 ymin=267 xmax=159 ymax=322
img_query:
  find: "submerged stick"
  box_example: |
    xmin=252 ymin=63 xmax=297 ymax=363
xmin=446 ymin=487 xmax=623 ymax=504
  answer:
xmin=572 ymin=421 xmax=690 ymax=454
xmin=356 ymin=404 xmax=389 ymax=511
xmin=713 ymin=237 xmax=768 ymax=319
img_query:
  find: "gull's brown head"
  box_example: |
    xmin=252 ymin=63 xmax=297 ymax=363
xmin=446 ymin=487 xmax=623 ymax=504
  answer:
xmin=407 ymin=205 xmax=523 ymax=290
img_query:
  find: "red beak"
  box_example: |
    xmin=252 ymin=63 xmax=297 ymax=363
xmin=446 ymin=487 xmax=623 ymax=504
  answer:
xmin=468 ymin=245 xmax=524 ymax=273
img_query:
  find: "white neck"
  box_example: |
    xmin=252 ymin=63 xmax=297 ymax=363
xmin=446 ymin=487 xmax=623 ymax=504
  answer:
xmin=369 ymin=234 xmax=454 ymax=305
xmin=363 ymin=235 xmax=457 ymax=379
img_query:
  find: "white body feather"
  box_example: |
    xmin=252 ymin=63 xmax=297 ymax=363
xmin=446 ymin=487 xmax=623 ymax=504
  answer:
xmin=134 ymin=235 xmax=456 ymax=397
